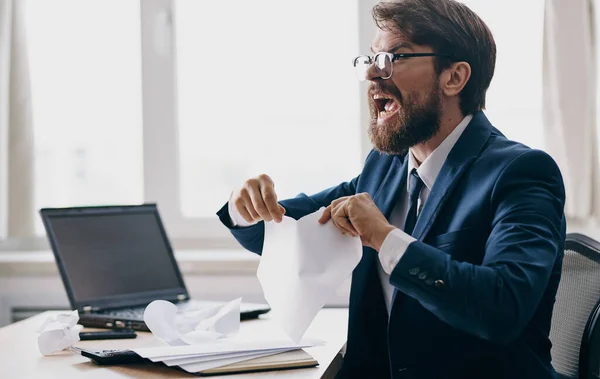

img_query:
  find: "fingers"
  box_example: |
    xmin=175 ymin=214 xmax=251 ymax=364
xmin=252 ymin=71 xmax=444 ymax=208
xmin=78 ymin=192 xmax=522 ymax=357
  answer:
xmin=236 ymin=199 xmax=256 ymax=223
xmin=318 ymin=197 xmax=348 ymax=224
xmin=233 ymin=188 xmax=260 ymax=223
xmin=259 ymin=175 xmax=284 ymax=222
xmin=248 ymin=185 xmax=273 ymax=222
xmin=321 ymin=199 xmax=358 ymax=237
xmin=331 ymin=202 xmax=358 ymax=237
xmin=233 ymin=174 xmax=285 ymax=223
xmin=318 ymin=207 xmax=332 ymax=224
xmin=243 ymin=196 xmax=261 ymax=221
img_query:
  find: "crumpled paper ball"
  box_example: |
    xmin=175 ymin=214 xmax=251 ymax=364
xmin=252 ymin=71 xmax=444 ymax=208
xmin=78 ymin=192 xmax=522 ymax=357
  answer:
xmin=37 ymin=310 xmax=83 ymax=355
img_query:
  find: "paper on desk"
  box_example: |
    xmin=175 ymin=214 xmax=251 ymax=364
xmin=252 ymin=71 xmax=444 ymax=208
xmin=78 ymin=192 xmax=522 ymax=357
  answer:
xmin=177 ymin=349 xmax=290 ymax=373
xmin=143 ymin=298 xmax=241 ymax=346
xmin=133 ymin=338 xmax=322 ymax=359
xmin=36 ymin=310 xmax=83 ymax=355
xmin=159 ymin=347 xmax=289 ymax=365
xmin=258 ymin=207 xmax=362 ymax=342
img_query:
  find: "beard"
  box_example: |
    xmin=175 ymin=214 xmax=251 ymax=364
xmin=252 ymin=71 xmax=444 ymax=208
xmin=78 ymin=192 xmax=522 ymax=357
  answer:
xmin=368 ymin=80 xmax=443 ymax=156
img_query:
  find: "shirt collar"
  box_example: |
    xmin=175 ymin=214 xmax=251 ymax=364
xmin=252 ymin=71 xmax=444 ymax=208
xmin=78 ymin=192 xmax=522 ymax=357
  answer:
xmin=407 ymin=114 xmax=473 ymax=192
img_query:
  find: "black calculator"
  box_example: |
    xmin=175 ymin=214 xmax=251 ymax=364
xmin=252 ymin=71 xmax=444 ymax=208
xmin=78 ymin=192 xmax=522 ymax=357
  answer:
xmin=71 ymin=347 xmax=146 ymax=365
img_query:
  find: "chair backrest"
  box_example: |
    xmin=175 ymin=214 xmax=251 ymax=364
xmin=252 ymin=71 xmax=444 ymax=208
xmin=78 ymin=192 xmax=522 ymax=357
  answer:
xmin=550 ymin=233 xmax=600 ymax=379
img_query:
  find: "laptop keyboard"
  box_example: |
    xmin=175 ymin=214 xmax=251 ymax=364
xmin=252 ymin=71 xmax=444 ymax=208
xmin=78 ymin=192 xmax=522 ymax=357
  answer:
xmin=95 ymin=302 xmax=268 ymax=320
xmin=97 ymin=307 xmax=146 ymax=320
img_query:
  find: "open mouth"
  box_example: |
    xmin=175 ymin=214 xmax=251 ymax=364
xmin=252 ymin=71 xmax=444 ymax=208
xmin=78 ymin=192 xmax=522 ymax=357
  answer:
xmin=373 ymin=93 xmax=400 ymax=122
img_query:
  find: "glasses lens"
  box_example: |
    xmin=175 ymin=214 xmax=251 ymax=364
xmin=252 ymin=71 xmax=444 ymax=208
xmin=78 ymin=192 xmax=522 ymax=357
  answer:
xmin=353 ymin=56 xmax=371 ymax=81
xmin=375 ymin=53 xmax=393 ymax=79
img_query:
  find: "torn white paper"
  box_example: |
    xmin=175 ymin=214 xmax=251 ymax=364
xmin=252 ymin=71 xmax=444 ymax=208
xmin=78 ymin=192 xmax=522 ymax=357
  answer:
xmin=258 ymin=207 xmax=362 ymax=342
xmin=37 ymin=310 xmax=83 ymax=356
xmin=143 ymin=298 xmax=241 ymax=346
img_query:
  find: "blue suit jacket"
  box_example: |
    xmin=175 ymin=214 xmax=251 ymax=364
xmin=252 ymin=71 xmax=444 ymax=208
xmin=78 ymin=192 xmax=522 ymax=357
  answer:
xmin=217 ymin=112 xmax=566 ymax=379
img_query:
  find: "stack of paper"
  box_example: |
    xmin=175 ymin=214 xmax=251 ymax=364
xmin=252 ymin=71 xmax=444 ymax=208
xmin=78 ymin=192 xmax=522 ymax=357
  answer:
xmin=134 ymin=207 xmax=359 ymax=374
xmin=132 ymin=338 xmax=323 ymax=373
xmin=199 ymin=349 xmax=318 ymax=375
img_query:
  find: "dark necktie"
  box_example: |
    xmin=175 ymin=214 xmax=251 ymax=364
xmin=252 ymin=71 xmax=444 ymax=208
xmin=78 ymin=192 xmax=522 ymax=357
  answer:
xmin=403 ymin=169 xmax=425 ymax=236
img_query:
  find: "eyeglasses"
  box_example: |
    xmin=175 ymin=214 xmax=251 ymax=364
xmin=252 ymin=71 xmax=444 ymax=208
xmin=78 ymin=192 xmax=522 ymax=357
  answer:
xmin=353 ymin=52 xmax=455 ymax=81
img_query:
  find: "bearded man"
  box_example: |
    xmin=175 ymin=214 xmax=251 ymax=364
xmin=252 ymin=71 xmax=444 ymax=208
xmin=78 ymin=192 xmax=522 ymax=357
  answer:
xmin=217 ymin=1 xmax=566 ymax=378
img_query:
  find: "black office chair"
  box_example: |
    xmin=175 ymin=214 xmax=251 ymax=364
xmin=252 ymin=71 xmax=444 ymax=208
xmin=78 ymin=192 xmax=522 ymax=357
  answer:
xmin=550 ymin=233 xmax=600 ymax=379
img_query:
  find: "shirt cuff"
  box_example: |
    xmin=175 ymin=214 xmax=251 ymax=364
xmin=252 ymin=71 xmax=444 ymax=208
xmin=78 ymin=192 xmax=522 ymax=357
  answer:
xmin=227 ymin=192 xmax=259 ymax=228
xmin=378 ymin=229 xmax=416 ymax=275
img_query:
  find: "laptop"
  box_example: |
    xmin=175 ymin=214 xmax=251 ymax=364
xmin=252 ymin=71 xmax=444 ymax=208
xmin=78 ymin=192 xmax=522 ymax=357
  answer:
xmin=40 ymin=204 xmax=270 ymax=331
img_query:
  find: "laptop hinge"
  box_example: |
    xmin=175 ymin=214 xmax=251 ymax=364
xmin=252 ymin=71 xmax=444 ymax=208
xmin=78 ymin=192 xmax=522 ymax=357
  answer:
xmin=177 ymin=294 xmax=187 ymax=301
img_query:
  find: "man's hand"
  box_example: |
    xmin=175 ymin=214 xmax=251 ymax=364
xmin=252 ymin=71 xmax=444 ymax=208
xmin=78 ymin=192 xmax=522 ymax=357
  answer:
xmin=231 ymin=174 xmax=286 ymax=223
xmin=318 ymin=193 xmax=395 ymax=251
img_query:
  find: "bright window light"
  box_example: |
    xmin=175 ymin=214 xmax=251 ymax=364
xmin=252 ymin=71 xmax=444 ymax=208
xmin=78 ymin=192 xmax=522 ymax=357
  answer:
xmin=174 ymin=0 xmax=363 ymax=218
xmin=26 ymin=0 xmax=143 ymax=234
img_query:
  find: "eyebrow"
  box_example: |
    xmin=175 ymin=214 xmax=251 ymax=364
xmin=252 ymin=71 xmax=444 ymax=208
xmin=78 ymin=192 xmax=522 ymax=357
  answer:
xmin=370 ymin=42 xmax=413 ymax=54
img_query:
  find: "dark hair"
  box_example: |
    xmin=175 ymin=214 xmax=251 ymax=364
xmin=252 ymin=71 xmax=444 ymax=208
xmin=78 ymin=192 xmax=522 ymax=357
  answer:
xmin=372 ymin=0 xmax=496 ymax=115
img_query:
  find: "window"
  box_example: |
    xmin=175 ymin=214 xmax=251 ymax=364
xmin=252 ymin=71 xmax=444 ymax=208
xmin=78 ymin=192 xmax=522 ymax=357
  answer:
xmin=26 ymin=0 xmax=143 ymax=235
xmin=140 ymin=0 xmax=367 ymax=241
xmin=174 ymin=0 xmax=363 ymax=218
xmin=166 ymin=0 xmax=546 ymax=232
xmin=462 ymin=0 xmax=545 ymax=149
xmin=21 ymin=0 xmax=547 ymax=245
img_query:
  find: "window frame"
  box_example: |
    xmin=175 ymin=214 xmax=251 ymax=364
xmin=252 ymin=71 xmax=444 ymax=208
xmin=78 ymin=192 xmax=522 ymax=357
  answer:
xmin=140 ymin=0 xmax=376 ymax=247
xmin=0 ymin=0 xmax=376 ymax=250
xmin=1 ymin=0 xmax=591 ymax=252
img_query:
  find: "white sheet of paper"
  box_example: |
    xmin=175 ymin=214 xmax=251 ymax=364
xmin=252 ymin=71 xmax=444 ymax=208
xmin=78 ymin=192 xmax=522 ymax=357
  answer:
xmin=133 ymin=338 xmax=322 ymax=359
xmin=258 ymin=207 xmax=362 ymax=342
xmin=177 ymin=350 xmax=291 ymax=373
xmin=144 ymin=332 xmax=323 ymax=360
xmin=143 ymin=298 xmax=241 ymax=346
xmin=159 ymin=348 xmax=291 ymax=366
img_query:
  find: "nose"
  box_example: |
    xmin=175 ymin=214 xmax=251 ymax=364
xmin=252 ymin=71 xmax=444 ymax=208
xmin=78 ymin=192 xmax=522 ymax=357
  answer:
xmin=364 ymin=61 xmax=382 ymax=82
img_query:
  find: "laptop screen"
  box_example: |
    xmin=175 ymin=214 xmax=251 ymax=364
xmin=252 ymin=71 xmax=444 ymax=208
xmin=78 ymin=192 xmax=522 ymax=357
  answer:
xmin=42 ymin=206 xmax=187 ymax=307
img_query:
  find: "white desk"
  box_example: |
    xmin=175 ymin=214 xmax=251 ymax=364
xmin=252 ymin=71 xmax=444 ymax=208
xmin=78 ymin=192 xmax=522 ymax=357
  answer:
xmin=0 ymin=308 xmax=348 ymax=378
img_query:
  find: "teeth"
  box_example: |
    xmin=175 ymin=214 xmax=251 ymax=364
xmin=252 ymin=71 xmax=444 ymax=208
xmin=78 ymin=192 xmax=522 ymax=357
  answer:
xmin=384 ymin=100 xmax=393 ymax=111
xmin=379 ymin=100 xmax=399 ymax=119
xmin=384 ymin=99 xmax=399 ymax=113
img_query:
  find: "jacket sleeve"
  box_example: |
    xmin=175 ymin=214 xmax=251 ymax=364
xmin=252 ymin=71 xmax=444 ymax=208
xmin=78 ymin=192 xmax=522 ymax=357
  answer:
xmin=389 ymin=149 xmax=566 ymax=345
xmin=216 ymin=175 xmax=361 ymax=255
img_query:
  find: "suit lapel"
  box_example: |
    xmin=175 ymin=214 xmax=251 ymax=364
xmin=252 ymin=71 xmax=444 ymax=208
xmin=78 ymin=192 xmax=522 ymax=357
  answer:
xmin=345 ymin=153 xmax=408 ymax=324
xmin=373 ymin=154 xmax=409 ymax=219
xmin=411 ymin=112 xmax=494 ymax=241
xmin=354 ymin=153 xmax=407 ymax=283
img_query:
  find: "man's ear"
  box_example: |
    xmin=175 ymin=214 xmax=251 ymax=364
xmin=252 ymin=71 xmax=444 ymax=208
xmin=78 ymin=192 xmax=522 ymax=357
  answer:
xmin=440 ymin=61 xmax=471 ymax=97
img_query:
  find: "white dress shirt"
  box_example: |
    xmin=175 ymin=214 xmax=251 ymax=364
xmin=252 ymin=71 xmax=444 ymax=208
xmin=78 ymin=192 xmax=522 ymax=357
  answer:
xmin=228 ymin=114 xmax=473 ymax=313
xmin=377 ymin=114 xmax=473 ymax=312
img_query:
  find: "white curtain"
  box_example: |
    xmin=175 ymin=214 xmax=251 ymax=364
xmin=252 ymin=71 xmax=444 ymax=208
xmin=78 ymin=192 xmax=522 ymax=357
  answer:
xmin=0 ymin=0 xmax=34 ymax=239
xmin=543 ymin=0 xmax=600 ymax=221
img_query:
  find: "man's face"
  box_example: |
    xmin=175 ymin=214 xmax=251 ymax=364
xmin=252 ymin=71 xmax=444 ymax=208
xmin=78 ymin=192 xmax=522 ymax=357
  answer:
xmin=367 ymin=27 xmax=443 ymax=155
